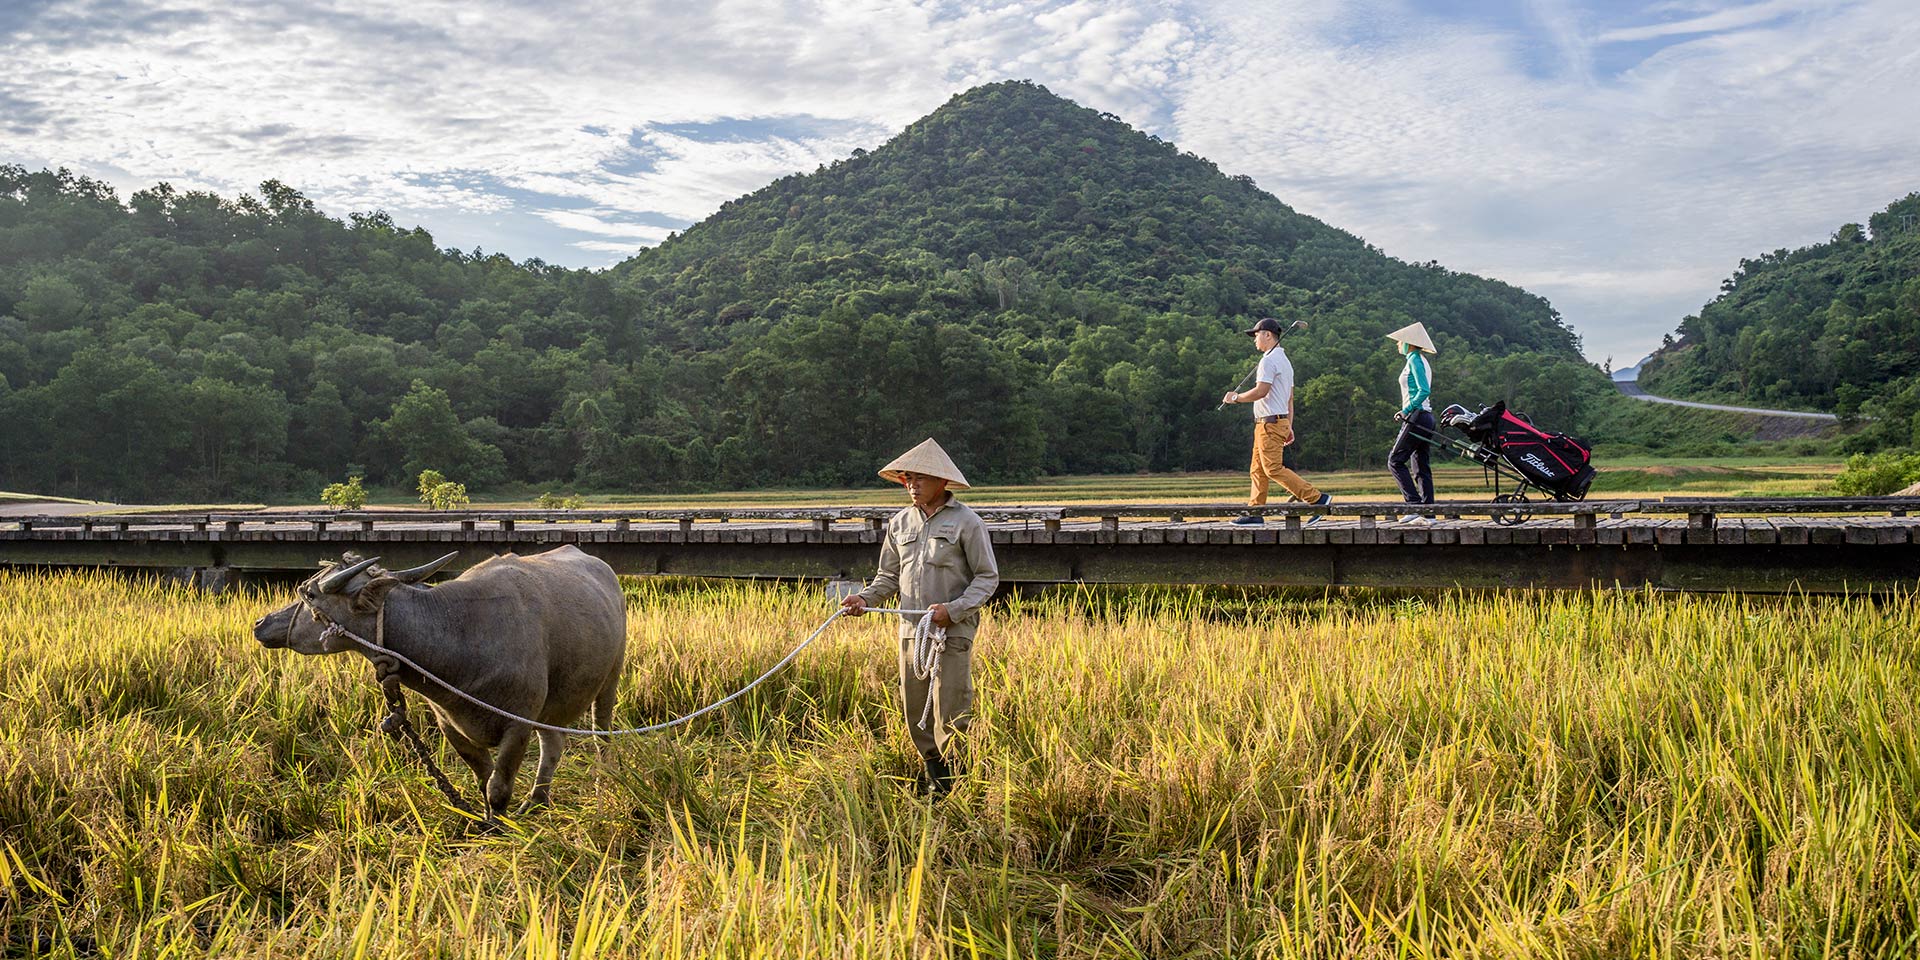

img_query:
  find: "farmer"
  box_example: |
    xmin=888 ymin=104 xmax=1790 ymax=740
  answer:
xmin=1223 ymin=317 xmax=1332 ymax=525
xmin=841 ymin=438 xmax=1000 ymax=796
xmin=1386 ymin=321 xmax=1438 ymax=522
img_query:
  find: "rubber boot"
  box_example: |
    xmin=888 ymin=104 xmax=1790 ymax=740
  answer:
xmin=922 ymin=752 xmax=954 ymax=798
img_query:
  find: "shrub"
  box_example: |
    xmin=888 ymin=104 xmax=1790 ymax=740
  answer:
xmin=416 ymin=469 xmax=446 ymax=501
xmin=535 ymin=491 xmax=584 ymax=510
xmin=1832 ymin=448 xmax=1920 ymax=496
xmin=423 ymin=482 xmax=469 ymax=511
xmin=416 ymin=469 xmax=470 ymax=510
xmin=319 ymin=475 xmax=368 ymax=509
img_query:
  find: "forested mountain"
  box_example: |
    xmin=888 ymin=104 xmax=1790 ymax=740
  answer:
xmin=1638 ymin=192 xmax=1920 ymax=450
xmin=1 ymin=81 xmax=1636 ymax=503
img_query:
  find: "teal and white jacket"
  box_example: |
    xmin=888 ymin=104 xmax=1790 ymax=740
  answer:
xmin=1399 ymin=351 xmax=1433 ymax=414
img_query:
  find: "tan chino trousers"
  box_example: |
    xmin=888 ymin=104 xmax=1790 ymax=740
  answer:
xmin=1249 ymin=418 xmax=1321 ymax=505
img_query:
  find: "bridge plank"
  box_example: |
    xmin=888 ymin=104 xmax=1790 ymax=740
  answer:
xmin=1806 ymin=520 xmax=1845 ymax=545
xmin=1866 ymin=518 xmax=1912 ymax=544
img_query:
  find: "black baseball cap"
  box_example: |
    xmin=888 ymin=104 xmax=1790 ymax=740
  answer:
xmin=1243 ymin=317 xmax=1284 ymax=336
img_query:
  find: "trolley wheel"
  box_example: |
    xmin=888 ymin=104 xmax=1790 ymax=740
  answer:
xmin=1492 ymin=492 xmax=1531 ymax=526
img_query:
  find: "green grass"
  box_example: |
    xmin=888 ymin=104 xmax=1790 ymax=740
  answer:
xmin=32 ymin=456 xmax=1835 ymax=513
xmin=500 ymin=457 xmax=1846 ymax=508
xmin=1 ymin=571 xmax=1914 ymax=955
xmin=337 ymin=456 xmax=1845 ymax=511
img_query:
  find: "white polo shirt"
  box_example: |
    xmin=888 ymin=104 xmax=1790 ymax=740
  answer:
xmin=1253 ymin=347 xmax=1293 ymax=419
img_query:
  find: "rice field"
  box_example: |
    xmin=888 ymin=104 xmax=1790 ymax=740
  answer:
xmin=1 ymin=570 xmax=1915 ymax=957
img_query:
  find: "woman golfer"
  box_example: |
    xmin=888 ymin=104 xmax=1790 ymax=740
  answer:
xmin=1386 ymin=322 xmax=1437 ymax=522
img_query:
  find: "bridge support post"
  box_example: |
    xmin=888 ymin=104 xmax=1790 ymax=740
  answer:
xmin=159 ymin=566 xmax=245 ymax=594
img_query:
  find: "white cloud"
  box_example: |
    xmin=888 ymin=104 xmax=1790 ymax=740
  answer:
xmin=1168 ymin=0 xmax=1920 ymax=361
xmin=573 ymin=238 xmax=664 ymax=255
xmin=1595 ymin=0 xmax=1824 ymax=43
xmin=531 ymin=208 xmax=679 ymax=247
xmin=0 ymin=0 xmax=1193 ymax=255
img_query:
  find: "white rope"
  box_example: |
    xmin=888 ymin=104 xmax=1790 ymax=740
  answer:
xmin=907 ymin=611 xmax=948 ymax=730
xmin=316 ymin=605 xmax=933 ymax=738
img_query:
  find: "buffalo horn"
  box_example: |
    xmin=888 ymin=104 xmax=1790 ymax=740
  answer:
xmin=317 ymin=555 xmax=382 ymax=593
xmin=389 ymin=551 xmax=460 ymax=584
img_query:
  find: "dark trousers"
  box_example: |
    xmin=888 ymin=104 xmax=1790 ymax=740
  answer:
xmin=1389 ymin=410 xmax=1436 ymax=504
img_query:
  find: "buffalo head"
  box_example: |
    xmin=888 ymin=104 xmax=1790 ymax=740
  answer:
xmin=253 ymin=552 xmax=459 ymax=655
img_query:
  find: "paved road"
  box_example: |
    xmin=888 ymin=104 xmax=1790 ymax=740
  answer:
xmin=1614 ymin=379 xmax=1838 ymax=421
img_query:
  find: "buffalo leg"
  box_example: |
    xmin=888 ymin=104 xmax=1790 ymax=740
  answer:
xmin=440 ymin=722 xmax=494 ymax=800
xmin=487 ymin=725 xmax=533 ymax=816
xmin=521 ymin=729 xmax=567 ymax=812
xmin=592 ymin=676 xmax=620 ymax=759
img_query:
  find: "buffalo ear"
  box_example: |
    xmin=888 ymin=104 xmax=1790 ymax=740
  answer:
xmin=357 ymin=575 xmax=404 ymax=611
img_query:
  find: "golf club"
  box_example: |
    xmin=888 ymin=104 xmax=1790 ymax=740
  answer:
xmin=1216 ymin=319 xmax=1309 ymax=409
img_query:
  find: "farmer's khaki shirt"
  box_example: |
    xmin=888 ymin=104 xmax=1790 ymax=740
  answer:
xmin=856 ymin=497 xmax=1000 ymax=641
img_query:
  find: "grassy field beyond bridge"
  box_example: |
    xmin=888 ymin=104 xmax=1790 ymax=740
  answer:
xmin=0 ymin=570 xmax=1912 ymax=956
xmin=5 ymin=456 xmax=1846 ymax=517
xmin=470 ymin=456 xmax=1848 ymax=511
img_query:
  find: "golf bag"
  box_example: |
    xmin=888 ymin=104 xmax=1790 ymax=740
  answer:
xmin=1439 ymin=402 xmax=1595 ymax=501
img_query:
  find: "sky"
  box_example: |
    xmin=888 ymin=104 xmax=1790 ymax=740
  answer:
xmin=4 ymin=0 xmax=1917 ymax=366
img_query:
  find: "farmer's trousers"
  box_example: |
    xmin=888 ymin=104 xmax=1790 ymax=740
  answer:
xmin=1249 ymin=418 xmax=1321 ymax=505
xmin=898 ymin=631 xmax=973 ymax=759
xmin=1390 ymin=410 xmax=1436 ymax=504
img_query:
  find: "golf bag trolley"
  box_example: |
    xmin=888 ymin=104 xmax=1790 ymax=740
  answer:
xmin=1407 ymin=402 xmax=1596 ymax=525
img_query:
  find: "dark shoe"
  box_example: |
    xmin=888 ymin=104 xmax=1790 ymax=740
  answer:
xmin=1306 ymin=493 xmax=1333 ymax=524
xmin=1231 ymin=514 xmax=1264 ymax=526
xmin=923 ymin=753 xmax=954 ymax=797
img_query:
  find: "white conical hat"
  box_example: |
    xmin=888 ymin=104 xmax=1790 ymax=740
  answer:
xmin=878 ymin=438 xmax=971 ymax=489
xmin=1386 ymin=321 xmax=1437 ymax=353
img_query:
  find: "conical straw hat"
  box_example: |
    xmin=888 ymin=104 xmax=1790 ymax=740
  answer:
xmin=1386 ymin=321 xmax=1437 ymax=354
xmin=878 ymin=438 xmax=971 ymax=489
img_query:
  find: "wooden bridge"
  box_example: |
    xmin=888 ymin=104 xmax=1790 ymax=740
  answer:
xmin=3 ymin=498 xmax=1916 ymax=593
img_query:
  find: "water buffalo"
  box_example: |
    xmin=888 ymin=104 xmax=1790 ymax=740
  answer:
xmin=254 ymin=545 xmax=626 ymax=816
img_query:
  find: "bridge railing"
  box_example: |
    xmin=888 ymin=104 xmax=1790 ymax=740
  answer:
xmin=8 ymin=496 xmax=1920 ymax=534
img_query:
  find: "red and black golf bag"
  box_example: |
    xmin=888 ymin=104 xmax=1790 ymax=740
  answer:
xmin=1441 ymin=402 xmax=1596 ymax=501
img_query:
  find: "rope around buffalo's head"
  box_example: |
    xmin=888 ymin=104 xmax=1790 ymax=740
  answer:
xmin=311 ymin=603 xmax=941 ymax=737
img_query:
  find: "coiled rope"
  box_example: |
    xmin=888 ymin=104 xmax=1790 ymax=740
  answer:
xmin=906 ymin=611 xmax=948 ymax=730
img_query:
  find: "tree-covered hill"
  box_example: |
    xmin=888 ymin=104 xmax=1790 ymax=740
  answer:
xmin=619 ymin=81 xmax=1579 ymax=357
xmin=1 ymin=81 xmax=1656 ymax=503
xmin=1637 ymin=192 xmax=1920 ymax=450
